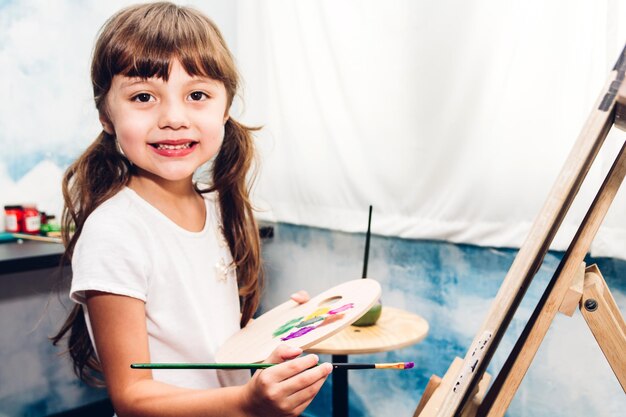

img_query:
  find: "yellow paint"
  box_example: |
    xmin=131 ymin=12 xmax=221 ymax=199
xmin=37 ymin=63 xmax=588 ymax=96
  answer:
xmin=304 ymin=307 xmax=330 ymax=320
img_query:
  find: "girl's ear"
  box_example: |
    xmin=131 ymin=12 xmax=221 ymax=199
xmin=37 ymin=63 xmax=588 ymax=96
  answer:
xmin=223 ymin=114 xmax=229 ymax=124
xmin=99 ymin=113 xmax=114 ymax=135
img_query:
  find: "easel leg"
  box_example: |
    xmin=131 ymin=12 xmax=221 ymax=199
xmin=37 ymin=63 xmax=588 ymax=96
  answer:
xmin=475 ymin=137 xmax=626 ymax=417
xmin=580 ymin=266 xmax=626 ymax=391
xmin=414 ymin=374 xmax=442 ymax=417
xmin=414 ymin=358 xmax=491 ymax=417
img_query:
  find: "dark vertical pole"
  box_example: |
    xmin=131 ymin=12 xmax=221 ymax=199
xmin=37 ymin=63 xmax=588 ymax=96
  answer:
xmin=362 ymin=205 xmax=373 ymax=278
xmin=332 ymin=206 xmax=372 ymax=417
xmin=332 ymin=354 xmax=349 ymax=417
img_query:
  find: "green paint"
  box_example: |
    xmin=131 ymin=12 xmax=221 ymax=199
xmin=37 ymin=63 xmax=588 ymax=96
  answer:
xmin=272 ymin=316 xmax=304 ymax=337
xmin=296 ymin=316 xmax=325 ymax=328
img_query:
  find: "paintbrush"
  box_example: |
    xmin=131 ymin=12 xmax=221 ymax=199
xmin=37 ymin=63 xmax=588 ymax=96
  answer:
xmin=131 ymin=361 xmax=415 ymax=370
xmin=12 ymin=233 xmax=62 ymax=244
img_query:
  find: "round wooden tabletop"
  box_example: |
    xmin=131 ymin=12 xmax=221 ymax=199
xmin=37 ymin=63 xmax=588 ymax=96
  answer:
xmin=306 ymin=306 xmax=429 ymax=355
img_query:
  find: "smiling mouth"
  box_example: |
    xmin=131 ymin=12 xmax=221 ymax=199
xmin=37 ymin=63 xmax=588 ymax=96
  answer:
xmin=149 ymin=141 xmax=198 ymax=150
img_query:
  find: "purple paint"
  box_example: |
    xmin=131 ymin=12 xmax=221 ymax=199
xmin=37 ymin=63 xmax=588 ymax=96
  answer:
xmin=281 ymin=326 xmax=316 ymax=341
xmin=328 ymin=303 xmax=354 ymax=315
xmin=273 ymin=302 xmax=356 ymax=341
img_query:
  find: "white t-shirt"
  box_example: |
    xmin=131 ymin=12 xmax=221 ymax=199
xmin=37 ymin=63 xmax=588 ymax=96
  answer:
xmin=70 ymin=187 xmax=250 ymax=389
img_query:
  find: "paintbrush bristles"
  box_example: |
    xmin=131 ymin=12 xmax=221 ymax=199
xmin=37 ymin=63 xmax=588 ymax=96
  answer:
xmin=374 ymin=362 xmax=415 ymax=369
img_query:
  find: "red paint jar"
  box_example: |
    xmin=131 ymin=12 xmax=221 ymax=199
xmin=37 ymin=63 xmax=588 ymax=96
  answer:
xmin=4 ymin=205 xmax=23 ymax=233
xmin=22 ymin=205 xmax=41 ymax=234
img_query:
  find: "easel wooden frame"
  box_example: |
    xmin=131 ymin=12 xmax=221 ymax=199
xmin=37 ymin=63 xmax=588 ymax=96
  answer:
xmin=414 ymin=261 xmax=626 ymax=417
xmin=415 ymin=44 xmax=626 ymax=417
xmin=564 ymin=263 xmax=626 ymax=392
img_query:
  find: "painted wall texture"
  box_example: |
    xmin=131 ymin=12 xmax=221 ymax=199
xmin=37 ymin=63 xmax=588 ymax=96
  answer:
xmin=260 ymin=223 xmax=626 ymax=417
xmin=0 ymin=267 xmax=107 ymax=417
xmin=1 ymin=224 xmax=625 ymax=416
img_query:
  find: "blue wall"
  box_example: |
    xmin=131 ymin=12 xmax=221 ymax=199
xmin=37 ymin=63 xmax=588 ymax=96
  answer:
xmin=0 ymin=267 xmax=108 ymax=417
xmin=260 ymin=223 xmax=626 ymax=417
xmin=2 ymin=223 xmax=625 ymax=416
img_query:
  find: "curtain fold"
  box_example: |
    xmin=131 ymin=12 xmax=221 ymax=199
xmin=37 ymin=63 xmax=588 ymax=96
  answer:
xmin=236 ymin=0 xmax=626 ymax=259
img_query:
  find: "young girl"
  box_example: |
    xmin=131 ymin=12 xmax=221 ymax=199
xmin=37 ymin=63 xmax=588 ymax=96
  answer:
xmin=52 ymin=2 xmax=331 ymax=416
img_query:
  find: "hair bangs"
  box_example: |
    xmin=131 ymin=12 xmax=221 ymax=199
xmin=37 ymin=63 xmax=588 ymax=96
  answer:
xmin=173 ymin=10 xmax=238 ymax=93
xmin=105 ymin=5 xmax=236 ymax=88
xmin=114 ymin=47 xmax=172 ymax=81
xmin=92 ymin=2 xmax=239 ymax=108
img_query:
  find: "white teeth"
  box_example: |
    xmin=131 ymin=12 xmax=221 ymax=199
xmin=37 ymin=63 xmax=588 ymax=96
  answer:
xmin=156 ymin=143 xmax=192 ymax=150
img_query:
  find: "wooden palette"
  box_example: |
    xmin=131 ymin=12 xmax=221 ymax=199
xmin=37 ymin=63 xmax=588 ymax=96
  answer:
xmin=216 ymin=278 xmax=382 ymax=363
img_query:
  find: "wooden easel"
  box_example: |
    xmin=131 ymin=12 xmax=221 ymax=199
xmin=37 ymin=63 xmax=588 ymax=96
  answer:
xmin=559 ymin=263 xmax=626 ymax=392
xmin=414 ymin=44 xmax=626 ymax=417
xmin=414 ymin=261 xmax=626 ymax=417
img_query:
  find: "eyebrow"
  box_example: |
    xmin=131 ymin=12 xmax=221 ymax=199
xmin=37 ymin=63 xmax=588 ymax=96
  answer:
xmin=119 ymin=79 xmax=150 ymax=89
xmin=118 ymin=77 xmax=222 ymax=90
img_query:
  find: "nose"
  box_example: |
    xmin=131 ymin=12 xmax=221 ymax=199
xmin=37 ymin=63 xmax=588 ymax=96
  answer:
xmin=158 ymin=99 xmax=190 ymax=130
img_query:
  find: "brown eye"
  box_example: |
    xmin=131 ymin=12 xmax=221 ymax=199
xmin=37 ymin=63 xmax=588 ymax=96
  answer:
xmin=133 ymin=93 xmax=153 ymax=102
xmin=189 ymin=91 xmax=207 ymax=101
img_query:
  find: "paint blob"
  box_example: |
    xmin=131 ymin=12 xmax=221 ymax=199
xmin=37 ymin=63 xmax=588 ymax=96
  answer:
xmin=274 ymin=303 xmax=355 ymax=341
xmin=281 ymin=326 xmax=316 ymax=341
xmin=272 ymin=316 xmax=304 ymax=337
xmin=304 ymin=307 xmax=330 ymax=320
xmin=296 ymin=316 xmax=325 ymax=328
xmin=328 ymin=303 xmax=354 ymax=315
xmin=319 ymin=313 xmax=345 ymax=327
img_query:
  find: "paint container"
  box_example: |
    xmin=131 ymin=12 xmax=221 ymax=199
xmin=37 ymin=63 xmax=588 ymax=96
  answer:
xmin=40 ymin=214 xmax=61 ymax=237
xmin=4 ymin=205 xmax=23 ymax=233
xmin=352 ymin=300 xmax=382 ymax=326
xmin=22 ymin=205 xmax=41 ymax=235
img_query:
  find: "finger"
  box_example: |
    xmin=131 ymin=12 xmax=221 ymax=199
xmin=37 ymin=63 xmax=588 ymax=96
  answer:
xmin=262 ymin=353 xmax=320 ymax=383
xmin=285 ymin=363 xmax=332 ymax=410
xmin=264 ymin=345 xmax=303 ymax=364
xmin=290 ymin=374 xmax=329 ymax=415
xmin=289 ymin=290 xmax=310 ymax=304
xmin=278 ymin=360 xmax=332 ymax=396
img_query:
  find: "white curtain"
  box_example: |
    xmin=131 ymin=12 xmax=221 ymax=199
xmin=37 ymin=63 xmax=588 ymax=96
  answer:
xmin=236 ymin=0 xmax=626 ymax=259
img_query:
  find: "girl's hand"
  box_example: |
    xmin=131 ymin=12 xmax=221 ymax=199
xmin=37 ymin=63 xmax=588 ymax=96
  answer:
xmin=290 ymin=290 xmax=310 ymax=304
xmin=242 ymin=345 xmax=332 ymax=417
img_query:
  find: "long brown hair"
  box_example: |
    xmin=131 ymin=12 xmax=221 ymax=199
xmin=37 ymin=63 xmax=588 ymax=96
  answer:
xmin=51 ymin=2 xmax=263 ymax=385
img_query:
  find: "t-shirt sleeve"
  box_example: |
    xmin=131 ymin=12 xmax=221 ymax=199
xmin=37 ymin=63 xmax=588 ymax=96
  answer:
xmin=70 ymin=209 xmax=151 ymax=305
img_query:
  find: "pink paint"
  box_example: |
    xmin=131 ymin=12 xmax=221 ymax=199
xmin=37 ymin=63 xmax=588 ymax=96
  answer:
xmin=328 ymin=303 xmax=354 ymax=315
xmin=319 ymin=313 xmax=345 ymax=327
xmin=273 ymin=302 xmax=356 ymax=341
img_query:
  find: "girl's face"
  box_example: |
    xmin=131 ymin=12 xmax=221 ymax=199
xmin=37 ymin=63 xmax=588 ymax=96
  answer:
xmin=101 ymin=59 xmax=229 ymax=185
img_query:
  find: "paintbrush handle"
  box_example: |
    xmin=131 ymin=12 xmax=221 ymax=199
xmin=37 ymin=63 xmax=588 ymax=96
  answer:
xmin=131 ymin=363 xmax=273 ymax=370
xmin=331 ymin=363 xmax=375 ymax=370
xmin=131 ymin=361 xmax=413 ymax=370
xmin=12 ymin=233 xmax=62 ymax=244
